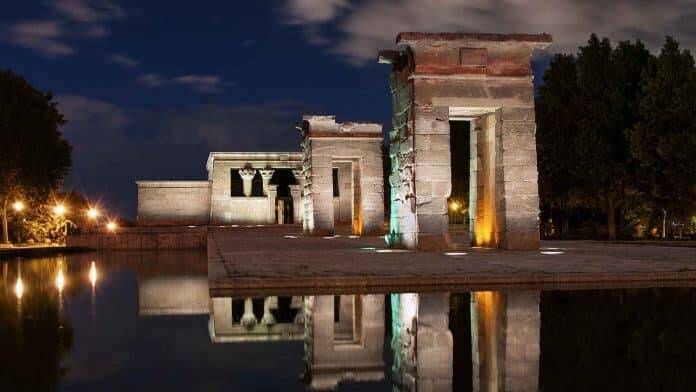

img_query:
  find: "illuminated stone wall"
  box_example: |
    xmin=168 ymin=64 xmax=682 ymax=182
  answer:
xmin=207 ymin=152 xmax=302 ymax=224
xmin=300 ymin=115 xmax=384 ymax=236
xmin=136 ymin=181 xmax=211 ymax=225
xmin=380 ymin=33 xmax=551 ymax=250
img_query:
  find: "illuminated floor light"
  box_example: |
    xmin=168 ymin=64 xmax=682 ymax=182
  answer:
xmin=541 ymin=247 xmax=566 ymax=250
xmin=284 ymin=235 xmax=298 ymax=239
xmin=256 ymin=224 xmax=265 ymax=227
xmin=187 ymin=225 xmax=196 ymax=228
xmin=231 ymin=225 xmax=239 ymax=228
xmin=445 ymin=252 xmax=468 ymax=256
xmin=218 ymin=225 xmax=227 ymax=228
xmin=540 ymin=251 xmax=565 ymax=255
xmin=360 ymin=247 xmax=377 ymax=250
xmin=348 ymin=235 xmax=359 ymax=239
xmin=376 ymin=249 xmax=410 ymax=253
xmin=245 ymin=225 xmax=253 ymax=228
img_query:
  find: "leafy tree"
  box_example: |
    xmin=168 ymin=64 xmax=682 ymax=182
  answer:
xmin=537 ymin=35 xmax=652 ymax=239
xmin=0 ymin=70 xmax=72 ymax=244
xmin=536 ymin=53 xmax=580 ymax=236
xmin=629 ymin=37 xmax=696 ymax=237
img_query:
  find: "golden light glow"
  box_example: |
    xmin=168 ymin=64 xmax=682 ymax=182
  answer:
xmin=14 ymin=277 xmax=24 ymax=299
xmin=87 ymin=208 xmax=99 ymax=219
xmin=12 ymin=201 xmax=24 ymax=212
xmin=55 ymin=269 xmax=65 ymax=292
xmin=449 ymin=201 xmax=461 ymax=212
xmin=89 ymin=262 xmax=98 ymax=287
xmin=106 ymin=221 xmax=117 ymax=232
xmin=53 ymin=203 xmax=66 ymax=216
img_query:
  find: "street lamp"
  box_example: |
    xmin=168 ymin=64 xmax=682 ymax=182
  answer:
xmin=53 ymin=203 xmax=66 ymax=217
xmin=106 ymin=221 xmax=117 ymax=232
xmin=12 ymin=201 xmax=24 ymax=212
xmin=87 ymin=208 xmax=99 ymax=220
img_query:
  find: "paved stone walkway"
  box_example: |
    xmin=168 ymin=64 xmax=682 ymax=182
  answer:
xmin=208 ymin=226 xmax=696 ymax=296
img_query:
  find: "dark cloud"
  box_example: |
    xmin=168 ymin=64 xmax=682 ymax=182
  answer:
xmin=107 ymin=53 xmax=140 ymax=67
xmin=283 ymin=0 xmax=696 ymax=65
xmin=56 ymin=95 xmax=315 ymax=219
xmin=138 ymin=73 xmax=229 ymax=94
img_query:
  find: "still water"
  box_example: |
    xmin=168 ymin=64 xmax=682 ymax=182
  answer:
xmin=1 ymin=251 xmax=696 ymax=391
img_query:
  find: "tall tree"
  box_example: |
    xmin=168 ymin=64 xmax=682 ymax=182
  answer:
xmin=0 ymin=70 xmax=72 ymax=244
xmin=537 ymin=35 xmax=651 ymax=239
xmin=630 ymin=37 xmax=696 ymax=237
xmin=536 ymin=53 xmax=580 ymax=236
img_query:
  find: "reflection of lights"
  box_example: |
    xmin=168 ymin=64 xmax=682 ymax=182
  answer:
xmin=89 ymin=262 xmax=98 ymax=287
xmin=540 ymin=251 xmax=565 ymax=255
xmin=445 ymin=252 xmax=468 ymax=256
xmin=53 ymin=203 xmax=66 ymax=216
xmin=12 ymin=201 xmax=24 ymax=212
xmin=55 ymin=269 xmax=65 ymax=292
xmin=87 ymin=208 xmax=99 ymax=219
xmin=14 ymin=277 xmax=24 ymax=299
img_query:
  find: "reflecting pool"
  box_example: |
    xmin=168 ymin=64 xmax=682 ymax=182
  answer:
xmin=1 ymin=251 xmax=696 ymax=391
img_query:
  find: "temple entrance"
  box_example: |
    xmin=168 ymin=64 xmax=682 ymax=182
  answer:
xmin=270 ymin=169 xmax=296 ymax=224
xmin=448 ymin=120 xmax=470 ymax=247
xmin=332 ymin=160 xmax=362 ymax=235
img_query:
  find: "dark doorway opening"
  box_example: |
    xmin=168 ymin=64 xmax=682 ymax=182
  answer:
xmin=449 ymin=120 xmax=470 ymax=245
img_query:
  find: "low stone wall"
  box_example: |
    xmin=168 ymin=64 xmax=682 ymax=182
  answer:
xmin=136 ymin=180 xmax=211 ymax=225
xmin=67 ymin=226 xmax=208 ymax=250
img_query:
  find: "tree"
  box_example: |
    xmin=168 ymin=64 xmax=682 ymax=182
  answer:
xmin=537 ymin=35 xmax=652 ymax=239
xmin=0 ymin=70 xmax=72 ymax=244
xmin=630 ymin=37 xmax=696 ymax=238
xmin=536 ymin=53 xmax=581 ymax=237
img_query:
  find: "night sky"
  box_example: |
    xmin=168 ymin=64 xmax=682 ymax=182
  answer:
xmin=2 ymin=0 xmax=693 ymax=220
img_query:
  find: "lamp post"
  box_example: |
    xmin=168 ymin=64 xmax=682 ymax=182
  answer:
xmin=12 ymin=201 xmax=24 ymax=244
xmin=86 ymin=207 xmax=99 ymax=231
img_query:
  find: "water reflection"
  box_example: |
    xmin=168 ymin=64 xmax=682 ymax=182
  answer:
xmin=3 ymin=253 xmax=696 ymax=391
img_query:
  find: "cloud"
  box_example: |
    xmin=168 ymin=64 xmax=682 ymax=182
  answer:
xmin=282 ymin=0 xmax=696 ymax=65
xmin=5 ymin=20 xmax=75 ymax=56
xmin=284 ymin=0 xmax=350 ymax=24
xmin=55 ymin=95 xmax=315 ymax=218
xmin=50 ymin=0 xmax=125 ymax=23
xmin=138 ymin=73 xmax=229 ymax=94
xmin=107 ymin=53 xmax=140 ymax=67
xmin=3 ymin=0 xmax=128 ymax=56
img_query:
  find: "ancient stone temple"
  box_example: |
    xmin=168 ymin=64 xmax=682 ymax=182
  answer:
xmin=299 ymin=115 xmax=384 ymax=236
xmin=136 ymin=152 xmax=303 ymax=225
xmin=379 ymin=33 xmax=552 ymax=250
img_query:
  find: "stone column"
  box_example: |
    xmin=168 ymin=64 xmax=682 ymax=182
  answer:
xmin=290 ymin=169 xmax=303 ymax=224
xmin=259 ymin=169 xmax=275 ymax=196
xmin=239 ymin=168 xmax=256 ymax=197
xmin=261 ymin=296 xmax=277 ymax=326
xmin=240 ymin=297 xmax=257 ymax=329
xmin=267 ymin=184 xmax=278 ymax=224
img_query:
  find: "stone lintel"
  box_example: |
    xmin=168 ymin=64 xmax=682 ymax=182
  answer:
xmin=300 ymin=115 xmax=383 ymax=139
xmin=135 ymin=180 xmax=211 ymax=188
xmin=384 ymin=32 xmax=552 ymax=77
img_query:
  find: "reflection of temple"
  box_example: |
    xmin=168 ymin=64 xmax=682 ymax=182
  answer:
xmin=304 ymin=295 xmax=385 ymax=390
xmin=391 ymin=293 xmax=454 ymax=391
xmin=471 ymin=291 xmax=540 ymax=392
xmin=208 ymin=296 xmax=305 ymax=342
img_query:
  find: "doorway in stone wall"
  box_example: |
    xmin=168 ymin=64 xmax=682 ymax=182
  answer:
xmin=448 ymin=120 xmax=471 ymax=247
xmin=332 ymin=159 xmax=362 ymax=235
xmin=271 ymin=169 xmax=296 ymax=224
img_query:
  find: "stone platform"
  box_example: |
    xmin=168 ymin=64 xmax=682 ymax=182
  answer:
xmin=208 ymin=226 xmax=696 ymax=296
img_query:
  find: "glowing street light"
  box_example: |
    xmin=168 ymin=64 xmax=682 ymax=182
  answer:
xmin=12 ymin=201 xmax=24 ymax=212
xmin=53 ymin=203 xmax=66 ymax=216
xmin=449 ymin=201 xmax=461 ymax=212
xmin=87 ymin=208 xmax=99 ymax=220
xmin=106 ymin=221 xmax=117 ymax=232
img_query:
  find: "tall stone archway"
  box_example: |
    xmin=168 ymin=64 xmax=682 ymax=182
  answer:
xmin=379 ymin=33 xmax=551 ymax=250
